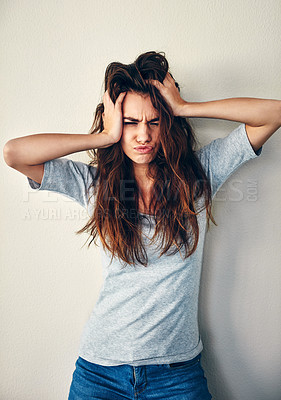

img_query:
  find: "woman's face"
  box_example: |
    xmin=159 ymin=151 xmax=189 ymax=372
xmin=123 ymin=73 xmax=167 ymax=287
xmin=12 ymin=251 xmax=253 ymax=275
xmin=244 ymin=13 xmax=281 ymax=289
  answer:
xmin=120 ymin=91 xmax=161 ymax=170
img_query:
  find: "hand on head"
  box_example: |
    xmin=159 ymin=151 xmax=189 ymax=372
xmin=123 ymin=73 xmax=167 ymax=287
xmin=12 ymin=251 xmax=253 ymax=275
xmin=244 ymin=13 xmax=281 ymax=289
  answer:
xmin=102 ymin=90 xmax=127 ymax=143
xmin=146 ymin=72 xmax=186 ymax=117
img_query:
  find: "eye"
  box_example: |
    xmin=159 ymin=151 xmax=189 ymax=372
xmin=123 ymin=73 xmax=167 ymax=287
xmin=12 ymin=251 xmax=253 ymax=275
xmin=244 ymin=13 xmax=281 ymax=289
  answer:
xmin=123 ymin=121 xmax=159 ymax=126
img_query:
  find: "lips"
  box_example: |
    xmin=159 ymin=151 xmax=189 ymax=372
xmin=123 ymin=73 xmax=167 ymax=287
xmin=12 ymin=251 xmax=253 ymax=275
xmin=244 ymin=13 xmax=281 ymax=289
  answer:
xmin=134 ymin=146 xmax=153 ymax=153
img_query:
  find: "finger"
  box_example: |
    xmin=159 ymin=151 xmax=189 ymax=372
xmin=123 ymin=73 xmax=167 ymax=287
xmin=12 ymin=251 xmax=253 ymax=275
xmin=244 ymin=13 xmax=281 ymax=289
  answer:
xmin=103 ymin=90 xmax=112 ymax=102
xmin=118 ymin=91 xmax=127 ymax=99
xmin=103 ymin=91 xmax=109 ymax=103
xmin=146 ymin=79 xmax=162 ymax=89
xmin=115 ymin=91 xmax=127 ymax=105
xmin=163 ymin=73 xmax=176 ymax=86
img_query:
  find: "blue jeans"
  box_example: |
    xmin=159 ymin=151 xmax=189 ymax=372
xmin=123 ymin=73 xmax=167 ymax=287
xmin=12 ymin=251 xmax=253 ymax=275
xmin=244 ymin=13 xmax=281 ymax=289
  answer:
xmin=68 ymin=354 xmax=212 ymax=399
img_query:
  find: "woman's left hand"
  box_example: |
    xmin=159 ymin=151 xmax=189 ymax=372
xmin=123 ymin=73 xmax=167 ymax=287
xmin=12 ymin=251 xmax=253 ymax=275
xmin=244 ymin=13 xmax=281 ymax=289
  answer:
xmin=146 ymin=72 xmax=186 ymax=116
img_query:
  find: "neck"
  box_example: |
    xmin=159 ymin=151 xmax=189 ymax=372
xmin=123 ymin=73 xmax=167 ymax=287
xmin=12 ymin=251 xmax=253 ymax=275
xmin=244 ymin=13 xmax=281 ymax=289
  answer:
xmin=133 ymin=163 xmax=156 ymax=186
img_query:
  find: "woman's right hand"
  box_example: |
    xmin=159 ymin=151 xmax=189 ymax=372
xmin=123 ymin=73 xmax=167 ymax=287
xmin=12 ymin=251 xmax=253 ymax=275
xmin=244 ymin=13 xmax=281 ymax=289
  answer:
xmin=102 ymin=90 xmax=127 ymax=144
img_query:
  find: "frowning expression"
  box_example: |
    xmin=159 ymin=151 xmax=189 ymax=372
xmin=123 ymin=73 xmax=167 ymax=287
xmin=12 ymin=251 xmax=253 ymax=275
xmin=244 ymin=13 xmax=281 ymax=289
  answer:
xmin=120 ymin=91 xmax=161 ymax=167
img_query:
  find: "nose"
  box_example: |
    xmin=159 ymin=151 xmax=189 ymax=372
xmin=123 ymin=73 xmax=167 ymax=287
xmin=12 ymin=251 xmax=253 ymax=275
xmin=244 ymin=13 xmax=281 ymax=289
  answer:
xmin=136 ymin=122 xmax=152 ymax=143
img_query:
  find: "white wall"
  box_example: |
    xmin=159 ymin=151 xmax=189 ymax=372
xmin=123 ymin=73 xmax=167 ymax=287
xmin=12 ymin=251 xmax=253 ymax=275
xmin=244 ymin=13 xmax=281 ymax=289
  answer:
xmin=1 ymin=1 xmax=280 ymax=399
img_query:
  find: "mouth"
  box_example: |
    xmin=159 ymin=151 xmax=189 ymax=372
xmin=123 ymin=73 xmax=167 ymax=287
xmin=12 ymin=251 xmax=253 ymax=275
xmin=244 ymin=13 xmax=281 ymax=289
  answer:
xmin=134 ymin=146 xmax=154 ymax=153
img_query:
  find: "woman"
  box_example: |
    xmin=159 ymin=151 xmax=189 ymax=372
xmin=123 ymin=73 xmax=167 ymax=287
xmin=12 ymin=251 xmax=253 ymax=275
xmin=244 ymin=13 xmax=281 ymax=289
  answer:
xmin=3 ymin=51 xmax=281 ymax=400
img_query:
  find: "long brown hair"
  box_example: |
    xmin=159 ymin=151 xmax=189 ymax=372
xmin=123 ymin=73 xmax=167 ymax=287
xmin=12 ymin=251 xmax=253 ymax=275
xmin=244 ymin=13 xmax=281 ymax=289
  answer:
xmin=76 ymin=51 xmax=216 ymax=267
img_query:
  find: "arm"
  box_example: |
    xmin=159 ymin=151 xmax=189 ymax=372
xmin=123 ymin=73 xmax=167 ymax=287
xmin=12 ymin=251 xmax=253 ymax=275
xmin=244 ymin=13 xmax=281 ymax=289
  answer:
xmin=147 ymin=73 xmax=281 ymax=153
xmin=2 ymin=131 xmax=115 ymax=185
xmin=177 ymin=97 xmax=281 ymax=153
xmin=3 ymin=131 xmax=115 ymax=167
xmin=3 ymin=89 xmax=127 ymax=166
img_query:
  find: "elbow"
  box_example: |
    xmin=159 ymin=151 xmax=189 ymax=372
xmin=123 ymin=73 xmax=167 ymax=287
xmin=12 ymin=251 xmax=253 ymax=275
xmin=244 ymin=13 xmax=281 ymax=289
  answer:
xmin=3 ymin=139 xmax=17 ymax=167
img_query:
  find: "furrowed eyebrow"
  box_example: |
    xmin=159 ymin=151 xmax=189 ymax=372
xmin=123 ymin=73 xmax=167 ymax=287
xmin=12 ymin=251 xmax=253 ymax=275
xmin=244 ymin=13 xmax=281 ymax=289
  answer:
xmin=123 ymin=117 xmax=159 ymax=122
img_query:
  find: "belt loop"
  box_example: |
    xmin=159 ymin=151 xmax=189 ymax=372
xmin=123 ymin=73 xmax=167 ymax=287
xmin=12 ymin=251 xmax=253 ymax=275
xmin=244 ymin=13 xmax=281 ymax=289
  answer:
xmin=133 ymin=366 xmax=136 ymax=382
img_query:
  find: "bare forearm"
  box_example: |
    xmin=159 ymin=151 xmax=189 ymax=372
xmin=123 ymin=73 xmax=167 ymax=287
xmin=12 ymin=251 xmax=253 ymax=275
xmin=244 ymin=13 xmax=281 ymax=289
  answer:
xmin=178 ymin=97 xmax=281 ymax=127
xmin=3 ymin=131 xmax=113 ymax=166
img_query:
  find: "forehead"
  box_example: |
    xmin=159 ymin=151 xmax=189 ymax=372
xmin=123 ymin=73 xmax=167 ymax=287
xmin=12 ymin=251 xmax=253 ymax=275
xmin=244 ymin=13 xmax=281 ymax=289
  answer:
xmin=123 ymin=91 xmax=159 ymax=118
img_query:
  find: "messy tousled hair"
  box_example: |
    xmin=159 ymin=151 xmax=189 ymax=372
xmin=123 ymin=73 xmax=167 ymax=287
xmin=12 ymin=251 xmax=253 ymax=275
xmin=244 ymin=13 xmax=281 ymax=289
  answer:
xmin=76 ymin=50 xmax=216 ymax=267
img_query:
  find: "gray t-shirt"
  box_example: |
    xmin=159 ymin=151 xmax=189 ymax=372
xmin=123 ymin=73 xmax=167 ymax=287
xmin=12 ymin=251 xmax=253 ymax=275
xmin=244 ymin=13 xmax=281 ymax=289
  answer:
xmin=27 ymin=123 xmax=262 ymax=366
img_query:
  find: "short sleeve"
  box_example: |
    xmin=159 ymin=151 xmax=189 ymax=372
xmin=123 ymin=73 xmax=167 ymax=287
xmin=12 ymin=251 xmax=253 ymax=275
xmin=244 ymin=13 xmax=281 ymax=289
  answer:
xmin=195 ymin=123 xmax=263 ymax=199
xmin=27 ymin=157 xmax=98 ymax=210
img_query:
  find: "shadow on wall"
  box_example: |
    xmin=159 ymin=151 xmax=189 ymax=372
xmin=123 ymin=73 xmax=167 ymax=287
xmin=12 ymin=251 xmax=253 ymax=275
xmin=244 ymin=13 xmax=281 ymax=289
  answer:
xmin=198 ymin=199 xmax=280 ymax=400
